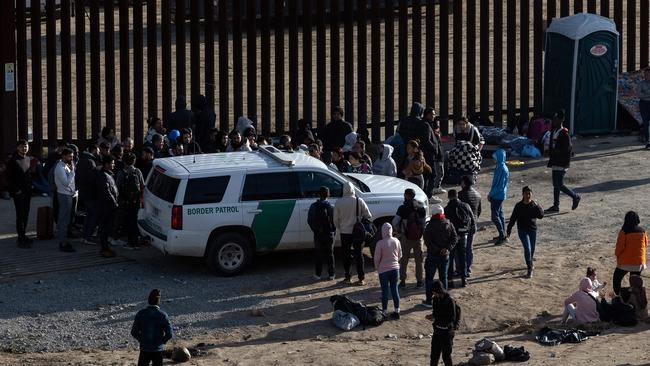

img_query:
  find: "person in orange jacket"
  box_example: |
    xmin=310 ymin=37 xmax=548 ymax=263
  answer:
xmin=613 ymin=211 xmax=648 ymax=295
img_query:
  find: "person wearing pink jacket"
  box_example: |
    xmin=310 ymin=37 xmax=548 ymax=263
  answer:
xmin=374 ymin=223 xmax=403 ymax=319
xmin=561 ymin=278 xmax=600 ymax=324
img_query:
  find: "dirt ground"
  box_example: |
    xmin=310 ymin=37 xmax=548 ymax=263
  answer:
xmin=2 ymin=135 xmax=650 ymax=365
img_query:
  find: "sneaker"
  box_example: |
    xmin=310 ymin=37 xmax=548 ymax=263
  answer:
xmin=59 ymin=244 xmax=76 ymax=253
xmin=109 ymin=238 xmax=126 ymax=247
xmin=355 ymin=280 xmax=366 ymax=286
xmin=494 ymin=237 xmax=508 ymax=246
xmin=526 ymin=268 xmax=533 ymax=278
xmin=420 ymin=300 xmax=433 ymax=308
xmin=390 ymin=312 xmax=401 ymax=320
xmin=101 ymin=249 xmax=116 ymax=258
xmin=572 ymin=195 xmax=581 ymax=210
xmin=22 ymin=236 xmax=34 ymax=245
xmin=342 ymin=277 xmax=352 ymax=285
xmin=461 ymin=279 xmax=468 ymax=288
xmin=646 ymin=143 xmax=650 ymax=150
xmin=82 ymin=237 xmax=98 ymax=245
xmin=327 ymin=275 xmax=336 ymax=281
xmin=399 ymin=280 xmax=406 ymax=289
xmin=544 ymin=206 xmax=560 ymax=213
xmin=312 ymin=274 xmax=321 ymax=281
xmin=415 ymin=281 xmax=424 ymax=288
xmin=123 ymin=244 xmax=141 ymax=251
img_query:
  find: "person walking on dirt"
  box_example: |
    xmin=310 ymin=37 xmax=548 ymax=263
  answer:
xmin=393 ymin=188 xmax=426 ymax=288
xmin=307 ymin=187 xmax=336 ymax=281
xmin=544 ymin=109 xmax=581 ymax=213
xmin=426 ymin=279 xmax=459 ymax=366
xmin=612 ymin=211 xmax=647 ymax=295
xmin=374 ymin=223 xmax=402 ymax=319
xmin=8 ymin=139 xmax=34 ymax=248
xmin=488 ymin=149 xmax=509 ymax=245
xmin=422 ymin=204 xmax=458 ymax=307
xmin=637 ymin=68 xmax=650 ymax=150
xmin=458 ymin=175 xmax=481 ymax=276
xmin=506 ymin=186 xmax=544 ymax=278
xmin=131 ymin=289 xmax=173 ymax=366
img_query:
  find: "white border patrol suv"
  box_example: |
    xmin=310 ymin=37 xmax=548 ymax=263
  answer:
xmin=138 ymin=146 xmax=429 ymax=276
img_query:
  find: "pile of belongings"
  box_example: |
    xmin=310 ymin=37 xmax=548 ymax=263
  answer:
xmin=479 ymin=127 xmax=533 ymax=156
xmin=468 ymin=338 xmax=530 ymax=365
xmin=535 ymin=326 xmax=600 ymax=346
xmin=329 ymin=295 xmax=384 ymax=331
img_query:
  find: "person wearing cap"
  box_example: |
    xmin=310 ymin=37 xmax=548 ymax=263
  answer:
xmin=131 ymin=289 xmax=173 ymax=366
xmin=422 ymin=204 xmax=458 ymax=307
xmin=506 ymin=186 xmax=544 ymax=278
xmin=544 ymin=109 xmax=581 ymax=213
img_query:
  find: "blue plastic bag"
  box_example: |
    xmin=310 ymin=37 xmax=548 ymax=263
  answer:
xmin=521 ymin=144 xmax=541 ymax=158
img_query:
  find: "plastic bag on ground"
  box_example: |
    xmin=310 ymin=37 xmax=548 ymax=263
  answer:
xmin=332 ymin=310 xmax=361 ymax=331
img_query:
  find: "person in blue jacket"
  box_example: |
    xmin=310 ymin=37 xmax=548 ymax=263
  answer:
xmin=488 ymin=149 xmax=509 ymax=245
xmin=131 ymin=289 xmax=173 ymax=366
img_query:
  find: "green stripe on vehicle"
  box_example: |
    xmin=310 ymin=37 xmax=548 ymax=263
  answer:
xmin=250 ymin=200 xmax=296 ymax=251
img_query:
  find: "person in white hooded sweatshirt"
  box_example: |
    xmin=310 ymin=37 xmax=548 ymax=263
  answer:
xmin=371 ymin=144 xmax=397 ymax=177
xmin=334 ymin=182 xmax=372 ymax=285
xmin=374 ymin=223 xmax=402 ymax=319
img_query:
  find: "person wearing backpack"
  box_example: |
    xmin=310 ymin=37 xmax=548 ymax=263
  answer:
xmin=458 ymin=175 xmax=481 ymax=276
xmin=374 ymin=223 xmax=402 ymax=319
xmin=426 ymin=279 xmax=460 ymax=366
xmin=506 ymin=186 xmax=544 ymax=278
xmin=488 ymin=148 xmax=509 ymax=245
xmin=392 ymin=188 xmax=426 ymax=288
xmin=444 ymin=190 xmax=475 ymax=287
xmin=423 ymin=205 xmax=458 ymax=307
xmin=115 ymin=152 xmax=145 ymax=250
xmin=307 ymin=186 xmax=336 ymax=281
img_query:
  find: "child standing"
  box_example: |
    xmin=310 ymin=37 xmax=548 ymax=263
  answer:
xmin=374 ymin=223 xmax=402 ymax=319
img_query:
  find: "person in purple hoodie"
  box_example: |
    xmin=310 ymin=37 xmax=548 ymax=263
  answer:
xmin=374 ymin=223 xmax=402 ymax=319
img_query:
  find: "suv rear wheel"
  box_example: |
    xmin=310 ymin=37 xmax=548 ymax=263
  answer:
xmin=206 ymin=233 xmax=253 ymax=276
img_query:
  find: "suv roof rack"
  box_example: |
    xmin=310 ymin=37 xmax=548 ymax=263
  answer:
xmin=258 ymin=145 xmax=296 ymax=166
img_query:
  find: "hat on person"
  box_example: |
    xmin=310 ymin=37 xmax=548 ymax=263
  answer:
xmin=430 ymin=204 xmax=444 ymax=216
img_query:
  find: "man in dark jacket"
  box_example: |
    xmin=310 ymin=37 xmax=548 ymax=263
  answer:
xmin=444 ymin=190 xmax=475 ymax=287
xmin=307 ymin=187 xmax=336 ymax=280
xmin=423 ymin=108 xmax=446 ymax=196
xmin=393 ymin=188 xmax=426 ymax=288
xmin=545 ymin=110 xmax=580 ymax=213
xmin=131 ymin=289 xmax=173 ymax=366
xmin=193 ymin=94 xmax=216 ymax=148
xmin=115 ymin=153 xmax=145 ymax=250
xmin=292 ymin=119 xmax=315 ymax=146
xmin=507 ymin=186 xmax=544 ymax=278
xmin=180 ymin=128 xmax=202 ymax=155
xmin=321 ymin=106 xmax=353 ymax=152
xmin=426 ymin=280 xmax=458 ymax=366
xmin=399 ymin=103 xmax=439 ymax=195
xmin=8 ymin=140 xmax=34 ymax=248
xmin=167 ymin=96 xmax=193 ymax=132
xmin=76 ymin=144 xmax=101 ymax=245
xmin=458 ymin=175 xmax=481 ymax=276
xmin=422 ymin=204 xmax=458 ymax=306
xmin=95 ymin=155 xmax=118 ymax=258
xmin=136 ymin=147 xmax=154 ymax=179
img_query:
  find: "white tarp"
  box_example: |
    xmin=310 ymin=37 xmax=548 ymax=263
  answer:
xmin=547 ymin=13 xmax=619 ymax=40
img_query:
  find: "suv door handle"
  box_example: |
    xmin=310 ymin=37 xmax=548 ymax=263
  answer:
xmin=248 ymin=209 xmax=263 ymax=214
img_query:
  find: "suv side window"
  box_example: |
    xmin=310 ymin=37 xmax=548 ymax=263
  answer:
xmin=242 ymin=172 xmax=301 ymax=201
xmin=298 ymin=171 xmax=343 ymax=198
xmin=184 ymin=176 xmax=231 ymax=205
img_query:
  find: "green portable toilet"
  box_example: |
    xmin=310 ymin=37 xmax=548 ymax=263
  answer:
xmin=543 ymin=13 xmax=619 ymax=135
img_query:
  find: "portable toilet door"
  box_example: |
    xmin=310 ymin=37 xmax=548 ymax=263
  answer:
xmin=543 ymin=13 xmax=619 ymax=135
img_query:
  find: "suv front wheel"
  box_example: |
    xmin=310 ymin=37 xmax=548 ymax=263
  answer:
xmin=206 ymin=233 xmax=253 ymax=276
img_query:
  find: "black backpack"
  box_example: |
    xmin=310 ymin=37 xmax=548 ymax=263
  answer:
xmin=308 ymin=200 xmax=332 ymax=237
xmin=119 ymin=169 xmax=141 ymax=205
xmin=451 ymin=203 xmax=472 ymax=234
xmin=404 ymin=208 xmax=424 ymax=240
xmin=330 ymin=295 xmax=385 ymax=328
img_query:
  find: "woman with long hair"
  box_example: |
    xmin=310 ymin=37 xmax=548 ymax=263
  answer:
xmin=613 ymin=211 xmax=648 ymax=295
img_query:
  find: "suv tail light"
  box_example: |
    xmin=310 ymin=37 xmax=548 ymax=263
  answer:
xmin=171 ymin=205 xmax=183 ymax=230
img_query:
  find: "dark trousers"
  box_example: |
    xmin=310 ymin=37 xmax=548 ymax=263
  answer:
xmin=466 ymin=227 xmax=475 ymax=273
xmin=552 ymin=170 xmax=578 ymax=208
xmin=341 ymin=233 xmax=365 ymax=281
xmin=518 ymin=228 xmax=537 ymax=269
xmin=97 ymin=207 xmax=116 ymax=251
xmin=314 ymin=235 xmax=335 ymax=277
xmin=81 ymin=195 xmax=97 ymax=240
xmin=425 ymin=255 xmax=450 ymax=301
xmin=640 ymin=99 xmax=650 ymax=143
xmin=124 ymin=204 xmax=140 ymax=246
xmin=137 ymin=351 xmax=163 ymax=366
xmin=448 ymin=234 xmax=467 ymax=279
xmin=13 ymin=192 xmax=31 ymax=238
xmin=613 ymin=267 xmax=642 ymax=295
xmin=430 ymin=329 xmax=454 ymax=366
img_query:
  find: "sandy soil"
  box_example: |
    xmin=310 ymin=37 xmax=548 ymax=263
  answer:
xmin=2 ymin=135 xmax=650 ymax=365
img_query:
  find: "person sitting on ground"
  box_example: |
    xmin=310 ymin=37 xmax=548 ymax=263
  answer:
xmin=613 ymin=211 xmax=647 ymax=295
xmin=622 ymin=274 xmax=648 ymax=320
xmin=347 ymin=152 xmax=372 ymax=174
xmin=226 ymin=130 xmax=252 ymax=152
xmin=374 ymin=222 xmax=402 ymax=319
xmin=372 ymin=144 xmax=397 ymax=177
xmin=586 ymin=267 xmax=607 ymax=298
xmin=131 ymin=289 xmax=173 ymax=366
xmin=180 ymin=128 xmax=202 ymax=155
xmin=561 ymin=278 xmax=600 ymax=325
xmin=145 ymin=117 xmax=166 ymax=144
xmin=454 ymin=116 xmax=485 ymax=151
xmin=97 ymin=126 xmax=120 ymax=150
xmin=402 ymin=140 xmax=432 ymax=189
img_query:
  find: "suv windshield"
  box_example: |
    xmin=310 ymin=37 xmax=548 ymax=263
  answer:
xmin=146 ymin=168 xmax=180 ymax=203
xmin=328 ymin=166 xmax=370 ymax=193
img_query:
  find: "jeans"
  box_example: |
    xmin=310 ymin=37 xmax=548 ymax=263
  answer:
xmin=466 ymin=227 xmax=476 ymax=273
xmin=552 ymin=170 xmax=578 ymax=208
xmin=379 ymin=269 xmax=400 ymax=312
xmin=399 ymin=238 xmax=424 ymax=283
xmin=490 ymin=199 xmax=506 ymax=239
xmin=57 ymin=193 xmax=74 ymax=244
xmin=81 ymin=195 xmax=97 ymax=240
xmin=640 ymin=99 xmax=650 ymax=143
xmin=425 ymin=255 xmax=450 ymax=301
xmin=97 ymin=207 xmax=117 ymax=251
xmin=448 ymin=234 xmax=467 ymax=279
xmin=341 ymin=233 xmax=365 ymax=280
xmin=137 ymin=351 xmax=163 ymax=366
xmin=314 ymin=235 xmax=335 ymax=277
xmin=430 ymin=329 xmax=454 ymax=366
xmin=613 ymin=267 xmax=642 ymax=295
xmin=561 ymin=304 xmax=577 ymax=324
xmin=13 ymin=192 xmax=31 ymax=239
xmin=518 ymin=228 xmax=537 ymax=269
